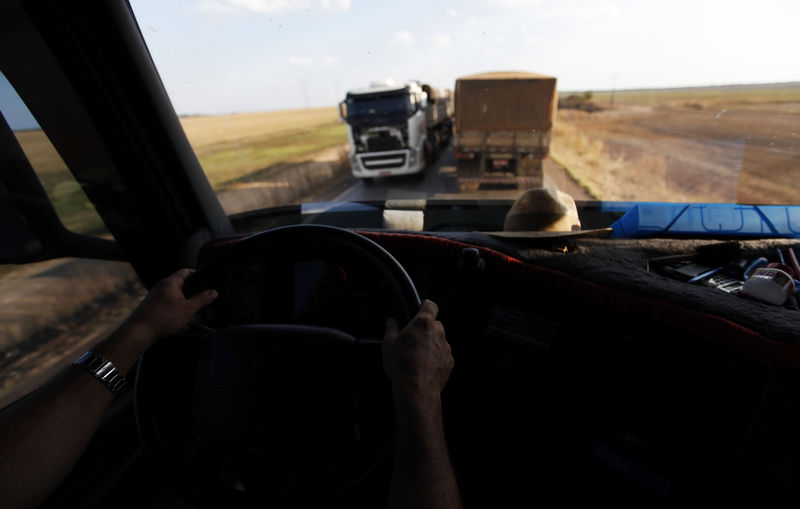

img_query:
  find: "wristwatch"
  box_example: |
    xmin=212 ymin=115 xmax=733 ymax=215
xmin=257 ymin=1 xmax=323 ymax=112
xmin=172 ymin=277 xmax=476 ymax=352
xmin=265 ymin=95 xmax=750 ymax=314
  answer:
xmin=72 ymin=351 xmax=127 ymax=395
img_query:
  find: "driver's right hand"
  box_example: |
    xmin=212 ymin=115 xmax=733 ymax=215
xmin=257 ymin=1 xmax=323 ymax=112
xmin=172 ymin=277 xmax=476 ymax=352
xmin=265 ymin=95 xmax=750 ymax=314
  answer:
xmin=382 ymin=299 xmax=454 ymax=396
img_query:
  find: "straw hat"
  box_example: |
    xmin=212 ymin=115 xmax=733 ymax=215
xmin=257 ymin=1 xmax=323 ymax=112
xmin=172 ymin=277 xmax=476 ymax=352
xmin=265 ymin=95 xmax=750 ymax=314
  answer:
xmin=487 ymin=188 xmax=611 ymax=240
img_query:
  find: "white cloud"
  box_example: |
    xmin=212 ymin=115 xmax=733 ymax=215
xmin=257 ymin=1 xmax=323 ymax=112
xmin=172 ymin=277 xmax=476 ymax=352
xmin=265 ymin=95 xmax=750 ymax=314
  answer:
xmin=196 ymin=0 xmax=242 ymax=15
xmin=247 ymin=75 xmax=275 ymax=83
xmin=319 ymin=0 xmax=351 ymax=10
xmin=490 ymin=0 xmax=543 ymax=7
xmin=434 ymin=33 xmax=452 ymax=48
xmin=481 ymin=48 xmax=504 ymax=58
xmin=447 ymin=8 xmax=458 ymax=18
xmin=289 ymin=56 xmax=315 ymax=67
xmin=522 ymin=34 xmax=543 ymax=45
xmin=288 ymin=55 xmax=340 ymax=67
xmin=392 ymin=31 xmax=414 ymax=47
xmin=229 ymin=0 xmax=286 ymax=12
xmin=197 ymin=0 xmax=351 ymax=16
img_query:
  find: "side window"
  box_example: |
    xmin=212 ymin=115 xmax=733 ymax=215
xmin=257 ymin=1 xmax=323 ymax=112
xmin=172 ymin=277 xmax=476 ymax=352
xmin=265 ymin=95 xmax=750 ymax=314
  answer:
xmin=0 ymin=72 xmax=144 ymax=408
xmin=1 ymin=71 xmax=108 ymax=236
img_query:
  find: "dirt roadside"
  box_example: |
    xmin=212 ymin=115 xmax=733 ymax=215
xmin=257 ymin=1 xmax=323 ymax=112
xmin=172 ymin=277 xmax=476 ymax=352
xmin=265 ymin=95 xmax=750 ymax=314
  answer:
xmin=551 ymin=104 xmax=800 ymax=204
xmin=543 ymin=157 xmax=594 ymax=200
xmin=216 ymin=145 xmax=349 ymax=215
xmin=0 ymin=259 xmax=143 ymax=408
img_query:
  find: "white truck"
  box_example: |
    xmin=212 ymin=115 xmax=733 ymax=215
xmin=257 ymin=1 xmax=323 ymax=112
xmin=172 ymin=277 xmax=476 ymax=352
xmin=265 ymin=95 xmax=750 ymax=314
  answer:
xmin=338 ymin=80 xmax=453 ymax=180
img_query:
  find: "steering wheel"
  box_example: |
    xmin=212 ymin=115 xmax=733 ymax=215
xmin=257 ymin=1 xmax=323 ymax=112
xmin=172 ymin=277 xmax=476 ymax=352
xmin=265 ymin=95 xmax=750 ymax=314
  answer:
xmin=135 ymin=225 xmax=421 ymax=508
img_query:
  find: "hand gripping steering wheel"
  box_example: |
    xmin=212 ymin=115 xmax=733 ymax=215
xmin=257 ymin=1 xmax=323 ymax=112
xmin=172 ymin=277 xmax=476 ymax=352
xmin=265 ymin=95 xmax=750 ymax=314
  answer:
xmin=135 ymin=225 xmax=421 ymax=508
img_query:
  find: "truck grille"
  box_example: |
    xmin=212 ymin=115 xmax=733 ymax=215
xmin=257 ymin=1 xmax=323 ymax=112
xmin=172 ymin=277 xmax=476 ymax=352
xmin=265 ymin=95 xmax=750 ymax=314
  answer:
xmin=360 ymin=152 xmax=407 ymax=170
xmin=366 ymin=136 xmax=403 ymax=152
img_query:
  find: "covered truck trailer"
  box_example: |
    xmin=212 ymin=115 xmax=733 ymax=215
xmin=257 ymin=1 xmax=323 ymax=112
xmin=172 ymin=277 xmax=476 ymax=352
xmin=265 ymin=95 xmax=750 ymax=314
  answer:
xmin=454 ymin=71 xmax=557 ymax=185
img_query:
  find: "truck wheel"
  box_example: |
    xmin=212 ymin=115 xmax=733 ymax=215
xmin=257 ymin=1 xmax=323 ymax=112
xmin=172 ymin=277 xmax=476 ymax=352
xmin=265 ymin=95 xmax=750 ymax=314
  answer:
xmin=423 ymin=140 xmax=434 ymax=166
xmin=428 ymin=132 xmax=441 ymax=163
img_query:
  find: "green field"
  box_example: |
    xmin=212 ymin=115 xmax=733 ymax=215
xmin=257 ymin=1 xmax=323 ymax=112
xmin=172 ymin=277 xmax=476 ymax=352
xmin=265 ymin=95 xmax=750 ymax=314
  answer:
xmin=13 ymin=106 xmax=347 ymax=235
xmin=197 ymin=122 xmax=346 ymax=188
xmin=585 ymin=83 xmax=800 ymax=110
xmin=13 ymin=130 xmax=108 ymax=235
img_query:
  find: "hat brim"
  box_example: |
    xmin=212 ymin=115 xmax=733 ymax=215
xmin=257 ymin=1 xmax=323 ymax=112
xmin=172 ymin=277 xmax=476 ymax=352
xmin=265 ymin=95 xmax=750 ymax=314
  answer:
xmin=483 ymin=228 xmax=613 ymax=240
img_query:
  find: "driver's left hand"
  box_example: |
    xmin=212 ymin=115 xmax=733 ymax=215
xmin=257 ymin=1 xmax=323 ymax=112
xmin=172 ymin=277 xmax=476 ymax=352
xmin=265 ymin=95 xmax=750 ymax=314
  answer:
xmin=126 ymin=268 xmax=218 ymax=344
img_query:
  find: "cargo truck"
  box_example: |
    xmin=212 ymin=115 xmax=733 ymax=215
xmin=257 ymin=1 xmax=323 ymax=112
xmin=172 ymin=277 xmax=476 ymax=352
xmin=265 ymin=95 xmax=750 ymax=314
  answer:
xmin=338 ymin=81 xmax=453 ymax=180
xmin=454 ymin=71 xmax=557 ymax=185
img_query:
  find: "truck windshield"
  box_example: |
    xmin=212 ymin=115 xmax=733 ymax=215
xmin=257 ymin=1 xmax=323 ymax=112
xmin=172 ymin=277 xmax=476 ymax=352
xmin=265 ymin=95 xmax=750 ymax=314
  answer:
xmin=347 ymin=94 xmax=413 ymax=120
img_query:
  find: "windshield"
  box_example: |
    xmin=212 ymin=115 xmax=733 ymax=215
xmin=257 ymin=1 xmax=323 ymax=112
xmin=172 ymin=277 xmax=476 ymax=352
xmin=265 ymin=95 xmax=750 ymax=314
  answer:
xmin=121 ymin=1 xmax=798 ymax=222
xmin=347 ymin=94 xmax=414 ymax=120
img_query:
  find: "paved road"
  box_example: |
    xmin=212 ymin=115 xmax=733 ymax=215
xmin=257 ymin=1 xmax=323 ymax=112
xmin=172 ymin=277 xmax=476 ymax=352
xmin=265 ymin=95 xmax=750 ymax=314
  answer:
xmin=311 ymin=143 xmax=592 ymax=203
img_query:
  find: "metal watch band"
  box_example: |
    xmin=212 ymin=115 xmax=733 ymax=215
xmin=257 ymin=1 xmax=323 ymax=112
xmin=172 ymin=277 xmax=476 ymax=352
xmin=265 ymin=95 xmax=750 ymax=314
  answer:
xmin=72 ymin=351 xmax=127 ymax=395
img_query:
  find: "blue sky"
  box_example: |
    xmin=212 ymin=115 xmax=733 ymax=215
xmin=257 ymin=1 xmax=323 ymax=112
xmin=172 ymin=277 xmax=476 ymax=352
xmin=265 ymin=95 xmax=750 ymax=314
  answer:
xmin=2 ymin=0 xmax=797 ymax=125
xmin=0 ymin=73 xmax=37 ymax=130
xmin=129 ymin=0 xmax=799 ymax=115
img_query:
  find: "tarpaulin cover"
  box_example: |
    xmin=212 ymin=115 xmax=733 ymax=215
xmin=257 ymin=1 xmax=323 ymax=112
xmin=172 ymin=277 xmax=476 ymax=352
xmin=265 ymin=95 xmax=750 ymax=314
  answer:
xmin=455 ymin=71 xmax=557 ymax=132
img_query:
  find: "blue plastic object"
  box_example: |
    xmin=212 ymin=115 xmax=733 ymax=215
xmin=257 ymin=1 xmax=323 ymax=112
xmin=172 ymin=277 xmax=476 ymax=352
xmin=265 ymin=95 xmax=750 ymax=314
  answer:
xmin=610 ymin=203 xmax=800 ymax=239
xmin=743 ymin=257 xmax=768 ymax=279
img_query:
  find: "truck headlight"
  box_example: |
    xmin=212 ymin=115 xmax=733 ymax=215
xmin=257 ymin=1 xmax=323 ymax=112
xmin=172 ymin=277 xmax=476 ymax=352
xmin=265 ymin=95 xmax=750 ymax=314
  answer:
xmin=408 ymin=150 xmax=417 ymax=167
xmin=350 ymin=155 xmax=359 ymax=168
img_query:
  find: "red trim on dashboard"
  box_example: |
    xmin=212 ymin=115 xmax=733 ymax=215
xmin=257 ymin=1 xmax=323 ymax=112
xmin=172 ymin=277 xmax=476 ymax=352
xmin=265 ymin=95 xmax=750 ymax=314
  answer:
xmin=360 ymin=231 xmax=800 ymax=368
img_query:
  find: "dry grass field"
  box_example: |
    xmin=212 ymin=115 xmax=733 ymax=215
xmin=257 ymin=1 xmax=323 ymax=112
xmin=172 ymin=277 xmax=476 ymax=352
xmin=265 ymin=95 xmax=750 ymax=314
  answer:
xmin=13 ymin=106 xmax=347 ymax=234
xmin=551 ymin=83 xmax=800 ymax=204
xmin=180 ymin=107 xmax=346 ymax=188
xmin=13 ymin=130 xmax=108 ymax=234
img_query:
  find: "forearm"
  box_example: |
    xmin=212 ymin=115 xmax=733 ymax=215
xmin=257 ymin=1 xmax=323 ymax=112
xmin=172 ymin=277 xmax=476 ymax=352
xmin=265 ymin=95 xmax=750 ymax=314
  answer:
xmin=0 ymin=322 xmax=152 ymax=508
xmin=387 ymin=385 xmax=462 ymax=509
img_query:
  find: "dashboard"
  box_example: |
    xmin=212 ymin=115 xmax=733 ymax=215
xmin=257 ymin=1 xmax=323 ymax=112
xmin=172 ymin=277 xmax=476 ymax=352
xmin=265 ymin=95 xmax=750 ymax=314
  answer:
xmin=176 ymin=229 xmax=800 ymax=502
xmin=196 ymin=254 xmax=399 ymax=340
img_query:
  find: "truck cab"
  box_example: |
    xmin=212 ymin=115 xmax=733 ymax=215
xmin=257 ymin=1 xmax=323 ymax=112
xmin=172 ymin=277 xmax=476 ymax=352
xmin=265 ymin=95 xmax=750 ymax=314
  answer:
xmin=339 ymin=81 xmax=451 ymax=180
